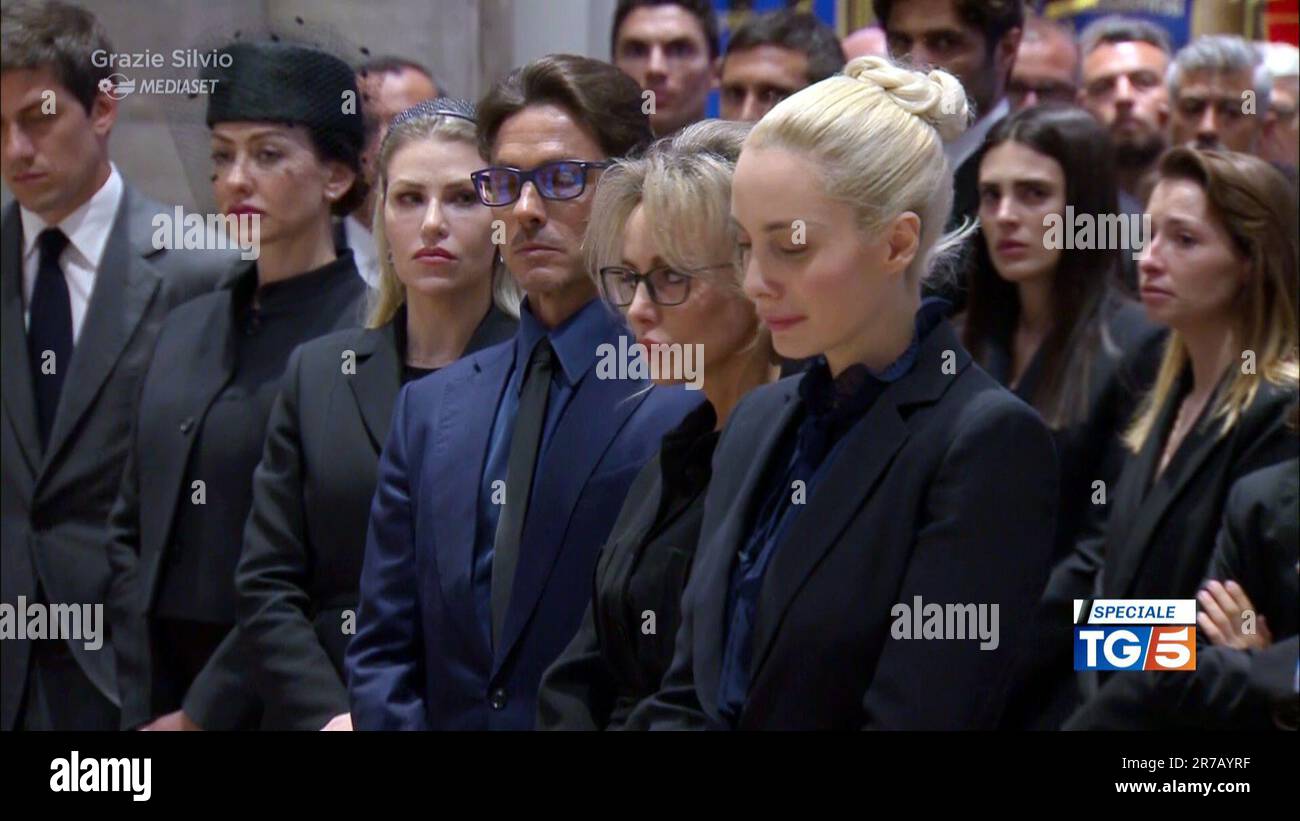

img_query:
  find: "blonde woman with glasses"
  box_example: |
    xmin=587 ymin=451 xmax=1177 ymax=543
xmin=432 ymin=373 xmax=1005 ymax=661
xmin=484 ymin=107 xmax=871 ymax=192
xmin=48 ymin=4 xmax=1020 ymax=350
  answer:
xmin=538 ymin=120 xmax=779 ymax=730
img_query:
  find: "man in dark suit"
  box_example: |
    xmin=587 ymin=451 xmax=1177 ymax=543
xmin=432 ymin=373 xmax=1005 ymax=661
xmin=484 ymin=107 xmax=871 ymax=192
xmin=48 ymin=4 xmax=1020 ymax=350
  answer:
xmin=345 ymin=54 xmax=701 ymax=729
xmin=874 ymin=0 xmax=1023 ymax=230
xmin=0 ymin=0 xmax=234 ymax=730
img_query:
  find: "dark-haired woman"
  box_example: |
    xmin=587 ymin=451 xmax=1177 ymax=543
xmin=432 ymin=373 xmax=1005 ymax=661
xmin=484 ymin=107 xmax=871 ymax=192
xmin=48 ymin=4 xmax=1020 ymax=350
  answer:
xmin=106 ymin=41 xmax=369 ymax=730
xmin=960 ymin=105 xmax=1165 ymax=728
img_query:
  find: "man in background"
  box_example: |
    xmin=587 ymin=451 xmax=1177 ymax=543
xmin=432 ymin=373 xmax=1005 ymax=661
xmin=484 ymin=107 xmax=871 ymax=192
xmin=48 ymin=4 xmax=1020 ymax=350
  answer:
xmin=1009 ymin=12 xmax=1078 ymax=111
xmin=1 ymin=0 xmax=232 ymax=730
xmin=719 ymin=8 xmax=844 ymax=122
xmin=611 ymin=0 xmax=719 ymax=136
xmin=1077 ymin=16 xmax=1171 ymax=203
xmin=1167 ymin=34 xmax=1272 ymax=155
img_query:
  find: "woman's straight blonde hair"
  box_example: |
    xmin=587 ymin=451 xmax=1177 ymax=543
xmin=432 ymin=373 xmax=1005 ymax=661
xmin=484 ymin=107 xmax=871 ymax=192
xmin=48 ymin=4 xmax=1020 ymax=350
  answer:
xmin=366 ymin=107 xmax=520 ymax=329
xmin=1124 ymin=148 xmax=1299 ymax=452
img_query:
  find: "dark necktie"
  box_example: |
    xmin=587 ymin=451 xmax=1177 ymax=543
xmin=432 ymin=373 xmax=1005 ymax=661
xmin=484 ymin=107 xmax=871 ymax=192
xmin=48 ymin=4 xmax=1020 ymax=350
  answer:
xmin=28 ymin=228 xmax=72 ymax=450
xmin=490 ymin=338 xmax=555 ymax=648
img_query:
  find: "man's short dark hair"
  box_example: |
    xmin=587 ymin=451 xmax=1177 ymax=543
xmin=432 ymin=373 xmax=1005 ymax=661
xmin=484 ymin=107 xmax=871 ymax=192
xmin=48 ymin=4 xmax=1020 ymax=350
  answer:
xmin=873 ymin=0 xmax=1024 ymax=52
xmin=725 ymin=9 xmax=846 ymax=84
xmin=477 ymin=53 xmax=654 ymax=161
xmin=1 ymin=0 xmax=114 ymax=112
xmin=611 ymin=0 xmax=720 ymax=60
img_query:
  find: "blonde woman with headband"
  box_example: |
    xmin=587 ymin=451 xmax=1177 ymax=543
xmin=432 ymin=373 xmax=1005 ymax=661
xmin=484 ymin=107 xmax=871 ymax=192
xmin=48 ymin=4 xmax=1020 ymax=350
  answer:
xmin=537 ymin=120 xmax=780 ymax=730
xmin=233 ymin=98 xmax=517 ymax=731
xmin=628 ymin=56 xmax=1060 ymax=730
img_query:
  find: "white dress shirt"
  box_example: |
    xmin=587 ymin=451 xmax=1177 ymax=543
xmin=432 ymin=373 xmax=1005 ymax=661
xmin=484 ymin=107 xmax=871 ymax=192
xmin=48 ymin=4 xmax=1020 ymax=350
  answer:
xmin=344 ymin=213 xmax=380 ymax=290
xmin=20 ymin=163 xmax=125 ymax=344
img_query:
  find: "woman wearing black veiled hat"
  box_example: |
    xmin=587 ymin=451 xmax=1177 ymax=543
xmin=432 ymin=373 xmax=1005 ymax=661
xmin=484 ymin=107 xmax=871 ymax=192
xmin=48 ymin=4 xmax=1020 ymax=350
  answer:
xmin=233 ymin=98 xmax=519 ymax=730
xmin=105 ymin=40 xmax=369 ymax=730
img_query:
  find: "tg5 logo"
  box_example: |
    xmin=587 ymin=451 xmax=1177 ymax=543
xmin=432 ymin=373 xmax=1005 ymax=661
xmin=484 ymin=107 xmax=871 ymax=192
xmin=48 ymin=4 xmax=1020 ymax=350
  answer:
xmin=1074 ymin=626 xmax=1196 ymax=671
xmin=1072 ymin=599 xmax=1198 ymax=671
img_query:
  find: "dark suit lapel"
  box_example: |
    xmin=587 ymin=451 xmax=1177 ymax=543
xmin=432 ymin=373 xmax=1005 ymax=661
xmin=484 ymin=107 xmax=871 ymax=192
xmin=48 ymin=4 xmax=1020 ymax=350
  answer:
xmin=466 ymin=305 xmax=519 ymax=353
xmin=1109 ymin=401 xmax=1225 ymax=598
xmin=492 ymin=368 xmax=649 ymax=673
xmin=345 ymin=324 xmax=400 ymax=452
xmin=140 ymin=286 xmax=240 ymax=609
xmin=428 ymin=343 xmax=512 ymax=637
xmin=41 ymin=189 xmax=162 ymax=473
xmin=747 ymin=321 xmax=969 ymax=684
xmin=0 ymin=205 xmax=40 ymax=478
xmin=695 ymin=382 xmax=800 ymax=714
xmin=350 ymin=306 xmax=515 ymax=451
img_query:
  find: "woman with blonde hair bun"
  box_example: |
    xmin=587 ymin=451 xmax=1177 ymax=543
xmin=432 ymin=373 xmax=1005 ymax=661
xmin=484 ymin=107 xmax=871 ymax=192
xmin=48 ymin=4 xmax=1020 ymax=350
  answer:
xmin=629 ymin=56 xmax=1059 ymax=730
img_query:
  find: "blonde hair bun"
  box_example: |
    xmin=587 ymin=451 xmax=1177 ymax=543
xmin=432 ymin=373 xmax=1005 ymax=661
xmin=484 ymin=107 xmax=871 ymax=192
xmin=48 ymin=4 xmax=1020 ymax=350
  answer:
xmin=843 ymin=55 xmax=971 ymax=142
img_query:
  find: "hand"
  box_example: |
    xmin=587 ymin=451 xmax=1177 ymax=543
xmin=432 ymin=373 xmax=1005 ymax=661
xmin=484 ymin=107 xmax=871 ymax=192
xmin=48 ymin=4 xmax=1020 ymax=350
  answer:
xmin=139 ymin=710 xmax=201 ymax=731
xmin=1197 ymin=580 xmax=1273 ymax=651
xmin=321 ymin=713 xmax=353 ymax=731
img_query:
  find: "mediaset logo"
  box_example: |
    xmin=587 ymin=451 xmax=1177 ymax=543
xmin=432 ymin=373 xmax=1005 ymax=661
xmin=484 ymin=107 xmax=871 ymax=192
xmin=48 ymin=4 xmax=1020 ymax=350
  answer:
xmin=1073 ymin=598 xmax=1197 ymax=671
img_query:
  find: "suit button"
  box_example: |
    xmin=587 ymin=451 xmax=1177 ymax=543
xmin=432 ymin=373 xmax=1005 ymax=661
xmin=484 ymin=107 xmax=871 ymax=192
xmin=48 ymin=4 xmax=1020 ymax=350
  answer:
xmin=488 ymin=688 xmax=507 ymax=710
xmin=179 ymin=417 xmax=195 ymax=434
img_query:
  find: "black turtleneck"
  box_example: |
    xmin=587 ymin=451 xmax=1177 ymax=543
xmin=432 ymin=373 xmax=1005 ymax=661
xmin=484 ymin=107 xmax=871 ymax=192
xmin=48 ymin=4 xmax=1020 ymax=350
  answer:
xmin=156 ymin=252 xmax=364 ymax=632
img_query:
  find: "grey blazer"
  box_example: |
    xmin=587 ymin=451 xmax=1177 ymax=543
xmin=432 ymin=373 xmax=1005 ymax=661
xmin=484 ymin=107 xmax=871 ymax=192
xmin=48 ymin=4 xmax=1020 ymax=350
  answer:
xmin=0 ymin=187 xmax=237 ymax=730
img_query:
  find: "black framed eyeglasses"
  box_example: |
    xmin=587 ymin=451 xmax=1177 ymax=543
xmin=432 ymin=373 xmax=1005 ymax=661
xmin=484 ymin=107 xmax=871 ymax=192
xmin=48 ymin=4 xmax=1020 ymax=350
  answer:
xmin=599 ymin=264 xmax=732 ymax=307
xmin=470 ymin=160 xmax=611 ymax=206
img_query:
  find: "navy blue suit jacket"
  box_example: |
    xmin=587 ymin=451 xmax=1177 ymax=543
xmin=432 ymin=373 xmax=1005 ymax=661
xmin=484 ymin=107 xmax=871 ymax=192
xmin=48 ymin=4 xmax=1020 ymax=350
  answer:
xmin=346 ymin=320 xmax=701 ymax=729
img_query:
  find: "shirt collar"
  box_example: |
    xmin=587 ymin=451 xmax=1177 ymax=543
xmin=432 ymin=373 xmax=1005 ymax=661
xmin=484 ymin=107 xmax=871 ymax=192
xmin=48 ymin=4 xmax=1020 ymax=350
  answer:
xmin=799 ymin=295 xmax=951 ymax=419
xmin=514 ymin=296 xmax=623 ymax=389
xmin=20 ymin=163 xmax=124 ymax=271
xmin=946 ymin=97 xmax=1009 ymax=172
xmin=343 ymin=214 xmax=380 ymax=288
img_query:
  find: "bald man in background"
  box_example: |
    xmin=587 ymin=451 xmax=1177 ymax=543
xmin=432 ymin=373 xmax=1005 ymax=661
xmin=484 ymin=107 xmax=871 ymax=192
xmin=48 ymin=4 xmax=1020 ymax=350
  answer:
xmin=842 ymin=24 xmax=887 ymax=61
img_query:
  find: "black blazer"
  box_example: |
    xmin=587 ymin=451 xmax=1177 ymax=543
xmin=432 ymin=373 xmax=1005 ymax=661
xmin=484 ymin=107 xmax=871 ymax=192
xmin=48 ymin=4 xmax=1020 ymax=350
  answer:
xmin=628 ymin=321 xmax=1060 ymax=730
xmin=0 ymin=191 xmax=234 ymax=730
xmin=994 ymin=296 xmax=1163 ymax=729
xmin=1089 ymin=376 xmax=1296 ymax=603
xmin=983 ymin=294 xmax=1164 ymax=563
xmin=234 ymin=305 xmax=516 ymax=730
xmin=1065 ymin=458 xmax=1299 ymax=731
xmin=1052 ymin=373 xmax=1299 ymax=708
xmin=537 ymin=402 xmax=717 ymax=730
xmin=106 ymin=259 xmax=365 ymax=730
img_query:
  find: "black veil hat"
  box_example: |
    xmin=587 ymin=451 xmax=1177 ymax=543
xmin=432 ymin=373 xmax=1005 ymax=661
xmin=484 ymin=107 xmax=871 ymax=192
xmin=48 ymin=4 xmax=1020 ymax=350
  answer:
xmin=158 ymin=15 xmax=376 ymax=212
xmin=203 ymin=40 xmax=365 ymax=172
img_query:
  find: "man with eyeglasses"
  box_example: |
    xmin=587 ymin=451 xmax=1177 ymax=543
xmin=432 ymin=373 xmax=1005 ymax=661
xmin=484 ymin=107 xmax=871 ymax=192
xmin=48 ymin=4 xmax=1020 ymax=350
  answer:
xmin=345 ymin=54 xmax=701 ymax=730
xmin=1008 ymin=14 xmax=1079 ymax=112
xmin=1077 ymin=16 xmax=1172 ymax=202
